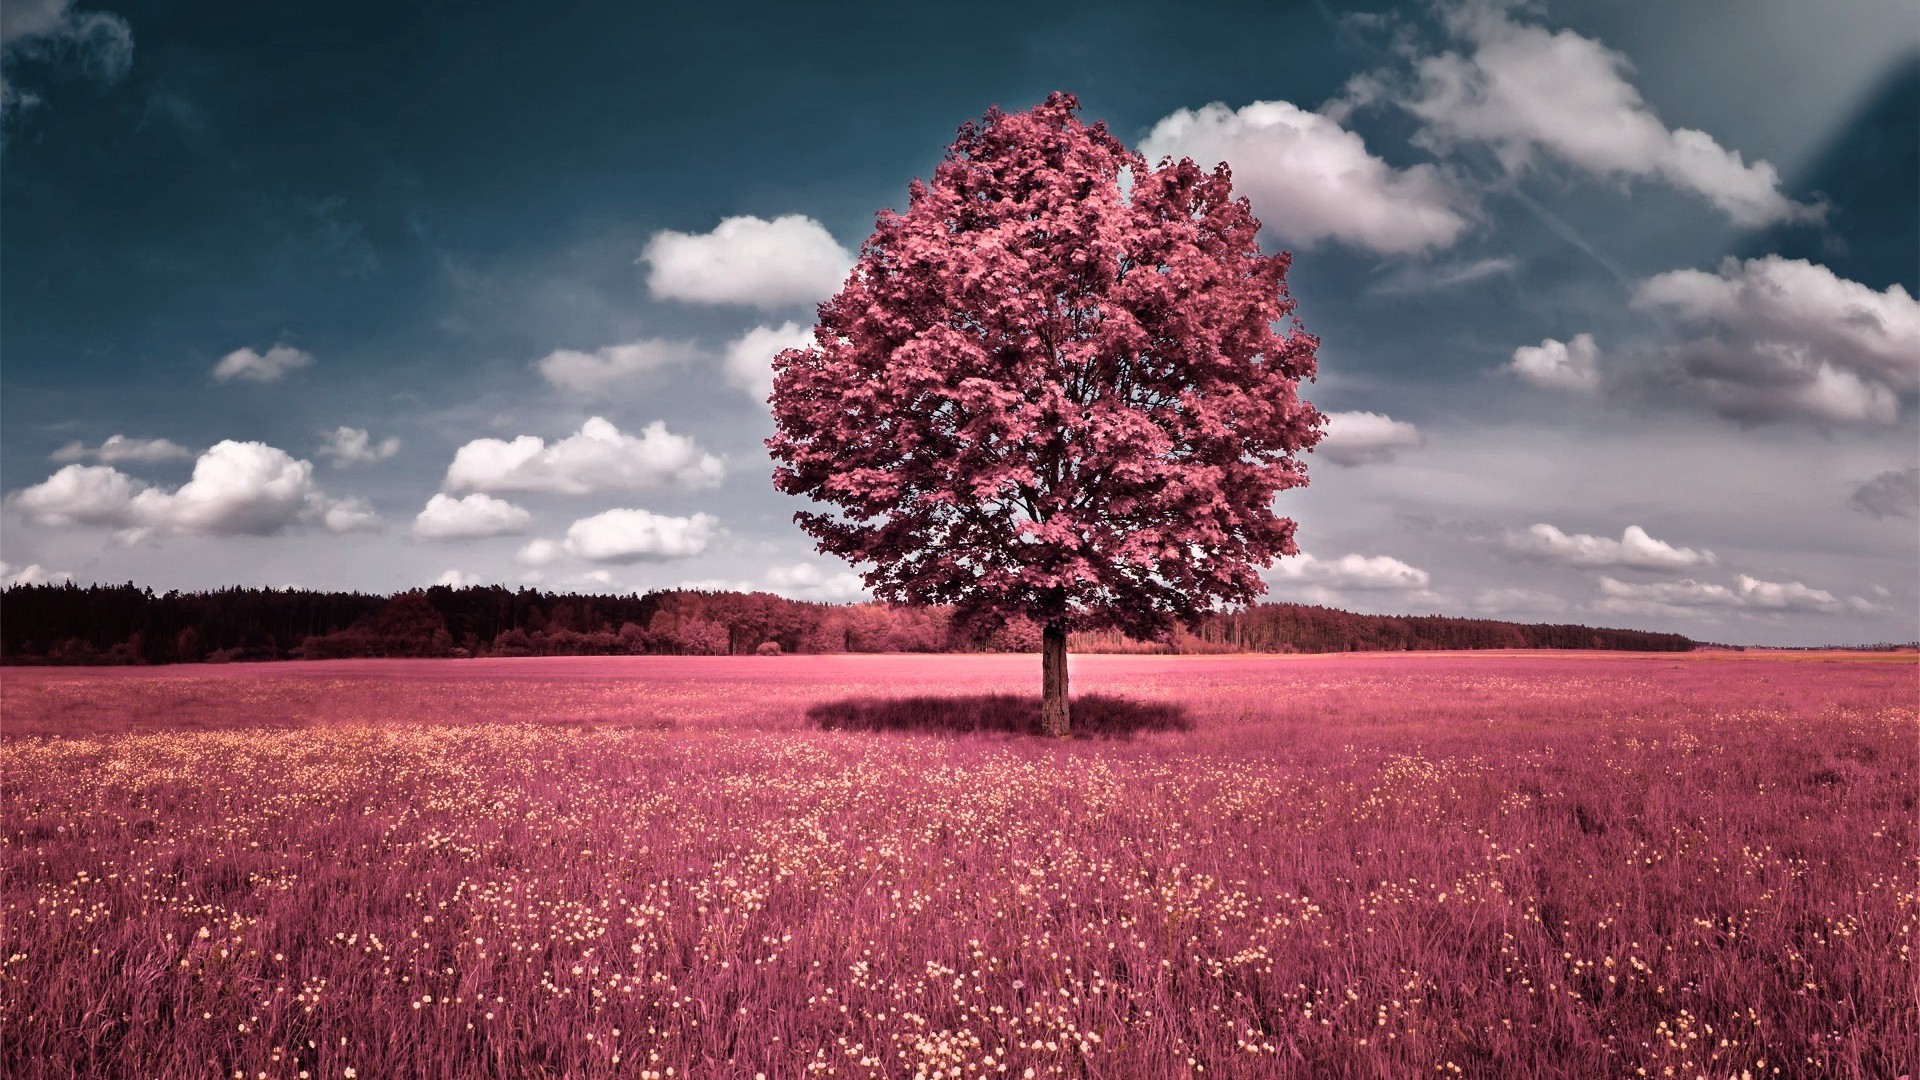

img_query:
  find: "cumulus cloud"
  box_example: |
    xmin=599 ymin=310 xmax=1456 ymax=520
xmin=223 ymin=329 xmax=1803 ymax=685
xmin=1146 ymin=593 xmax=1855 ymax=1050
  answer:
xmin=1 ymin=0 xmax=133 ymax=118
xmin=641 ymin=215 xmax=852 ymax=309
xmin=8 ymin=441 xmax=378 ymax=538
xmin=1851 ymin=468 xmax=1919 ymax=520
xmin=1397 ymin=4 xmax=1816 ymax=226
xmin=213 ymin=344 xmax=314 ymax=383
xmin=9 ymin=464 xmax=141 ymax=526
xmin=1272 ymin=552 xmax=1432 ymax=591
xmin=444 ymin=417 xmax=723 ymax=496
xmin=764 ymin=562 xmax=868 ymax=602
xmin=411 ymin=493 xmax=533 ymax=541
xmin=50 ymin=435 xmax=192 ymax=464
xmin=319 ymin=498 xmax=381 ymax=535
xmin=1507 ymin=333 xmax=1601 ymax=393
xmin=1504 ymin=260 xmax=1917 ymax=426
xmin=515 ymin=538 xmax=561 ymax=566
xmin=1632 ymin=257 xmax=1917 ymax=426
xmin=316 ymin=426 xmax=400 ymax=467
xmin=1503 ymin=523 xmax=1714 ymax=571
xmin=1139 ymin=100 xmax=1471 ymax=254
xmin=559 ymin=509 xmax=720 ymax=563
xmin=723 ymin=322 xmax=814 ymax=402
xmin=1 ymin=560 xmax=73 ymax=586
xmin=1317 ymin=411 xmax=1426 ymax=466
xmin=1596 ymin=573 xmax=1854 ymax=617
xmin=1656 ymin=358 xmax=1900 ymax=427
xmin=126 ymin=443 xmax=333 ymax=535
xmin=1595 ymin=575 xmax=1741 ymax=616
xmin=536 ymin=338 xmax=698 ymax=394
xmin=434 ymin=569 xmax=481 ymax=588
xmin=1734 ymin=575 xmax=1846 ymax=613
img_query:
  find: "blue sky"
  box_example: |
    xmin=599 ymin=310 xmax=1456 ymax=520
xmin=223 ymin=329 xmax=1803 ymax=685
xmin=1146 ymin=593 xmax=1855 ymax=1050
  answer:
xmin=3 ymin=0 xmax=1915 ymax=645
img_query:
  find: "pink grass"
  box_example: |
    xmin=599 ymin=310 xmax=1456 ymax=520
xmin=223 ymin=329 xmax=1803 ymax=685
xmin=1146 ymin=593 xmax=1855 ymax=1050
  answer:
xmin=3 ymin=651 xmax=1915 ymax=1077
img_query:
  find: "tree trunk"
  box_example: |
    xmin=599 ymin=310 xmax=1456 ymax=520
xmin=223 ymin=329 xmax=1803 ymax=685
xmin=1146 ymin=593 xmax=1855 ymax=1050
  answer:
xmin=1040 ymin=622 xmax=1070 ymax=737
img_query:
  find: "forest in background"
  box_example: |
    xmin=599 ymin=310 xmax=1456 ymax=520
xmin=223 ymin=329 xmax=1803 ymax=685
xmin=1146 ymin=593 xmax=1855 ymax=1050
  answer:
xmin=0 ymin=582 xmax=1693 ymax=664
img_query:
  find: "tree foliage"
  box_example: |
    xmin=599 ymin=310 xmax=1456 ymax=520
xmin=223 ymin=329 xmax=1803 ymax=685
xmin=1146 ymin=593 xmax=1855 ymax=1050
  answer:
xmin=768 ymin=92 xmax=1323 ymax=641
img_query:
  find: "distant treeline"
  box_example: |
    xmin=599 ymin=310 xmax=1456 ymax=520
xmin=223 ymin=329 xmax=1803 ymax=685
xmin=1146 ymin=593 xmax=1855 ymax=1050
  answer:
xmin=0 ymin=582 xmax=1694 ymax=665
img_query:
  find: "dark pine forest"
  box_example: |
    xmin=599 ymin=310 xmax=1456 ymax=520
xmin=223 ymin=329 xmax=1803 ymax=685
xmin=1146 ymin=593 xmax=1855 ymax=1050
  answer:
xmin=0 ymin=582 xmax=1693 ymax=664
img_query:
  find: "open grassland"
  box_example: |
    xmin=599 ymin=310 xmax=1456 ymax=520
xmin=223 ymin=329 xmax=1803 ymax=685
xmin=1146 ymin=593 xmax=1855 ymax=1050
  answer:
xmin=3 ymin=652 xmax=1915 ymax=1078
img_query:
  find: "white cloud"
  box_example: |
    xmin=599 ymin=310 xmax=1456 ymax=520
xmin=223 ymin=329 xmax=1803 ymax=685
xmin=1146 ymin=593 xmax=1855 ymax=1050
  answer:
xmin=317 ymin=427 xmax=400 ymax=467
xmin=320 ymin=498 xmax=381 ymax=535
xmin=1400 ymin=5 xmax=1817 ymax=226
xmin=1845 ymin=595 xmax=1890 ymax=616
xmin=678 ymin=577 xmax=756 ymax=593
xmin=212 ymin=344 xmax=314 ymax=383
xmin=1596 ymin=573 xmax=1845 ymax=615
xmin=504 ymin=569 xmax=611 ymax=590
xmin=1663 ymin=357 xmax=1897 ymax=427
xmin=7 ymin=441 xmax=377 ymax=537
xmin=434 ymin=569 xmax=480 ymax=588
xmin=1272 ymin=552 xmax=1431 ymax=591
xmin=1509 ymin=260 xmax=1917 ymax=425
xmin=1507 ymin=333 xmax=1601 ymax=393
xmin=1503 ymin=523 xmax=1713 ymax=571
xmin=764 ymin=562 xmax=868 ymax=602
xmin=560 ymin=509 xmax=720 ymax=563
xmin=1632 ymin=257 xmax=1918 ymax=426
xmin=1471 ymin=587 xmax=1570 ymax=615
xmin=1139 ymin=100 xmax=1470 ymax=254
xmin=723 ymin=322 xmax=814 ymax=402
xmin=411 ymin=493 xmax=533 ymax=541
xmin=1318 ymin=411 xmax=1426 ymax=467
xmin=516 ymin=538 xmax=561 ymax=566
xmin=1 ymin=560 xmax=73 ymax=586
xmin=133 ymin=442 xmax=372 ymax=536
xmin=50 ymin=435 xmax=192 ymax=464
xmin=3 ymin=0 xmax=84 ymax=43
xmin=1851 ymin=468 xmax=1919 ymax=520
xmin=536 ymin=338 xmax=698 ymax=394
xmin=128 ymin=442 xmax=322 ymax=534
xmin=641 ymin=215 xmax=853 ymax=309
xmin=673 ymin=563 xmax=867 ymax=602
xmin=444 ymin=417 xmax=724 ymax=496
xmin=10 ymin=464 xmax=141 ymax=526
xmin=1 ymin=0 xmax=133 ymax=118
xmin=1735 ymin=574 xmax=1845 ymax=614
xmin=1592 ymin=577 xmax=1737 ymax=620
xmin=1369 ymin=256 xmax=1516 ymax=295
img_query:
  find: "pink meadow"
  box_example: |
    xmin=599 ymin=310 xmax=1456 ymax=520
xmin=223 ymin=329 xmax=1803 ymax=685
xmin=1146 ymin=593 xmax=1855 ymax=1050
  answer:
xmin=4 ymin=651 xmax=1915 ymax=1077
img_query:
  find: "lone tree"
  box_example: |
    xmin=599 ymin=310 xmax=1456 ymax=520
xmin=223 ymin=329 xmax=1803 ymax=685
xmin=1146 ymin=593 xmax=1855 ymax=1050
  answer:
xmin=768 ymin=92 xmax=1323 ymax=736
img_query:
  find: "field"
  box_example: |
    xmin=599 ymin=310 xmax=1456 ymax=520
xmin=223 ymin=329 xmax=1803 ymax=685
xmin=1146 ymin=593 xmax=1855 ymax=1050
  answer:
xmin=3 ymin=651 xmax=1915 ymax=1078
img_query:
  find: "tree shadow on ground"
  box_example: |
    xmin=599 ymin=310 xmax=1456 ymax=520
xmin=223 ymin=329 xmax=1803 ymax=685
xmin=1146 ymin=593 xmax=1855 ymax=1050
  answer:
xmin=808 ymin=693 xmax=1191 ymax=739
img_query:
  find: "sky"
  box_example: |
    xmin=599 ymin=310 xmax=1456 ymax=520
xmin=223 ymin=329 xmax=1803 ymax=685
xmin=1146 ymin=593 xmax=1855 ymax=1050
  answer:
xmin=2 ymin=0 xmax=1915 ymax=646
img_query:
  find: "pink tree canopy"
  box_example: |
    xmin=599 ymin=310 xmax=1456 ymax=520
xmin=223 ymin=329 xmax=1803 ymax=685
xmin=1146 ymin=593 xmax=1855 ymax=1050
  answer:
xmin=768 ymin=91 xmax=1322 ymax=654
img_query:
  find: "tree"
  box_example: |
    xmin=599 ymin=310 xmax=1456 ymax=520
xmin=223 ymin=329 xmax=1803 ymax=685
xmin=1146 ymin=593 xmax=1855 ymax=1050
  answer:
xmin=374 ymin=591 xmax=454 ymax=657
xmin=768 ymin=92 xmax=1323 ymax=735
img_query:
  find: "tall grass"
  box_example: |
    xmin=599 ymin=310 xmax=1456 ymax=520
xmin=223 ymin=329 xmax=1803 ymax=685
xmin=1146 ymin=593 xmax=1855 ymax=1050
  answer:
xmin=3 ymin=652 xmax=1914 ymax=1077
